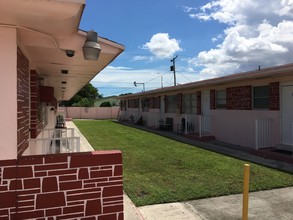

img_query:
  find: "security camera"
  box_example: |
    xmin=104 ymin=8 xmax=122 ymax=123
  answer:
xmin=65 ymin=50 xmax=75 ymax=57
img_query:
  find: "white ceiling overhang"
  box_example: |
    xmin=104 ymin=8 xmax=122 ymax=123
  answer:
xmin=0 ymin=0 xmax=125 ymax=100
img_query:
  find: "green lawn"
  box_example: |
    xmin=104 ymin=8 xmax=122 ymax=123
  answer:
xmin=74 ymin=119 xmax=293 ymax=206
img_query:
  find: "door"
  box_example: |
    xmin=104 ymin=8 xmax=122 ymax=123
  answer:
xmin=202 ymin=91 xmax=210 ymax=116
xmin=281 ymin=85 xmax=293 ymax=145
xmin=200 ymin=91 xmax=211 ymax=135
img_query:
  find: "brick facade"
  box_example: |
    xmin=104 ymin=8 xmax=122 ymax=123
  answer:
xmin=164 ymin=95 xmax=168 ymax=113
xmin=210 ymin=90 xmax=216 ymax=110
xmin=153 ymin=96 xmax=160 ymax=109
xmin=177 ymin=93 xmax=182 ymax=114
xmin=128 ymin=99 xmax=139 ymax=108
xmin=17 ymin=48 xmax=30 ymax=157
xmin=269 ymin=82 xmax=280 ymax=110
xmin=196 ymin=91 xmax=201 ymax=115
xmin=226 ymin=85 xmax=252 ymax=110
xmin=0 ymin=151 xmax=123 ymax=220
xmin=30 ymin=70 xmax=41 ymax=139
xmin=149 ymin=97 xmax=154 ymax=109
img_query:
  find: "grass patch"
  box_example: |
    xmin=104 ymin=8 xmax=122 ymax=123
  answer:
xmin=74 ymin=119 xmax=293 ymax=206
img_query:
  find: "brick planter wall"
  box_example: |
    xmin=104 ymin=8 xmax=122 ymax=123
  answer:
xmin=0 ymin=150 xmax=123 ymax=220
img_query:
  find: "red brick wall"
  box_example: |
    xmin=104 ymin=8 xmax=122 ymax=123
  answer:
xmin=164 ymin=95 xmax=168 ymax=113
xmin=17 ymin=48 xmax=30 ymax=157
xmin=30 ymin=70 xmax=41 ymax=139
xmin=269 ymin=82 xmax=280 ymax=110
xmin=177 ymin=93 xmax=182 ymax=114
xmin=154 ymin=96 xmax=160 ymax=109
xmin=149 ymin=97 xmax=154 ymax=109
xmin=226 ymin=85 xmax=252 ymax=110
xmin=196 ymin=91 xmax=201 ymax=115
xmin=0 ymin=151 xmax=123 ymax=220
xmin=210 ymin=90 xmax=216 ymax=110
xmin=128 ymin=99 xmax=138 ymax=108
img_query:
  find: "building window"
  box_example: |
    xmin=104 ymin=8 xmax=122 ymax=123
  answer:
xmin=253 ymin=85 xmax=269 ymax=109
xmin=142 ymin=98 xmax=149 ymax=112
xmin=167 ymin=95 xmax=177 ymax=113
xmin=183 ymin=94 xmax=197 ymax=114
xmin=216 ymin=90 xmax=226 ymax=109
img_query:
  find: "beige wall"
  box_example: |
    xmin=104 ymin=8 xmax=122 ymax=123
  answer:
xmin=60 ymin=107 xmax=120 ymax=119
xmin=120 ymin=108 xmax=280 ymax=149
xmin=211 ymin=110 xmax=280 ymax=148
xmin=0 ymin=27 xmax=17 ymax=160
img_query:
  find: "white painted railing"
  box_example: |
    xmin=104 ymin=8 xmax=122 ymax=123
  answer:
xmin=255 ymin=119 xmax=272 ymax=150
xmin=148 ymin=111 xmax=160 ymax=128
xmin=127 ymin=109 xmax=140 ymax=122
xmin=199 ymin=115 xmax=211 ymax=137
xmin=29 ymin=128 xmax=80 ymax=154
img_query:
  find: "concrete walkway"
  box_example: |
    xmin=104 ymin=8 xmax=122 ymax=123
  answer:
xmin=66 ymin=121 xmax=142 ymax=220
xmin=137 ymin=187 xmax=293 ymax=220
xmin=67 ymin=121 xmax=293 ymax=220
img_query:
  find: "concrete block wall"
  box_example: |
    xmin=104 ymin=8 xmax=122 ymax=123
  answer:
xmin=0 ymin=150 xmax=123 ymax=220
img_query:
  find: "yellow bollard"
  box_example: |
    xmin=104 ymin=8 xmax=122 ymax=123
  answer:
xmin=242 ymin=164 xmax=250 ymax=220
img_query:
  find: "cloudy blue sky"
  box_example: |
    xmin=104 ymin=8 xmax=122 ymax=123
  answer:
xmin=80 ymin=0 xmax=293 ymax=97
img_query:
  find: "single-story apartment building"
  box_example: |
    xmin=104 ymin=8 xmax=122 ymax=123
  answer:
xmin=119 ymin=64 xmax=293 ymax=152
xmin=0 ymin=0 xmax=125 ymax=219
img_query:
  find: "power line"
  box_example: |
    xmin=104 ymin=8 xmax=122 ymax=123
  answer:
xmin=178 ymin=72 xmax=193 ymax=82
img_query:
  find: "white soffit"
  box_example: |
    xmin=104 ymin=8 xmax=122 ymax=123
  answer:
xmin=0 ymin=0 xmax=125 ymax=101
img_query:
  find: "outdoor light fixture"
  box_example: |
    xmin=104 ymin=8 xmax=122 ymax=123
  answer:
xmin=65 ymin=50 xmax=75 ymax=57
xmin=82 ymin=30 xmax=101 ymax=60
xmin=133 ymin=81 xmax=145 ymax=92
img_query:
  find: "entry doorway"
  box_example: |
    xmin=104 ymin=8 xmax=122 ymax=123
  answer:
xmin=201 ymin=91 xmax=210 ymax=116
xmin=200 ymin=91 xmax=211 ymax=136
xmin=281 ymin=85 xmax=293 ymax=146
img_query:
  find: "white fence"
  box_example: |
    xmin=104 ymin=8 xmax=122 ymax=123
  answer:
xmin=199 ymin=115 xmax=211 ymax=137
xmin=146 ymin=111 xmax=160 ymax=128
xmin=255 ymin=118 xmax=272 ymax=149
xmin=29 ymin=128 xmax=80 ymax=154
xmin=177 ymin=115 xmax=195 ymax=135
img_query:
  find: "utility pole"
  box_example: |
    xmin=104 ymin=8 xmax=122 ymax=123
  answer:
xmin=170 ymin=55 xmax=178 ymax=86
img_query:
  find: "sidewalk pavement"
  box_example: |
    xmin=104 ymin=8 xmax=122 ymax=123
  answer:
xmin=68 ymin=121 xmax=293 ymax=220
xmin=66 ymin=121 xmax=143 ymax=220
xmin=137 ymin=187 xmax=293 ymax=220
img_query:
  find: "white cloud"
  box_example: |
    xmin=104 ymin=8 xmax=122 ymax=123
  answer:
xmin=105 ymin=66 xmax=133 ymax=70
xmin=142 ymin=33 xmax=182 ymax=59
xmin=91 ymin=65 xmax=201 ymax=96
xmin=183 ymin=6 xmax=197 ymax=13
xmin=185 ymin=0 xmax=293 ymax=78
